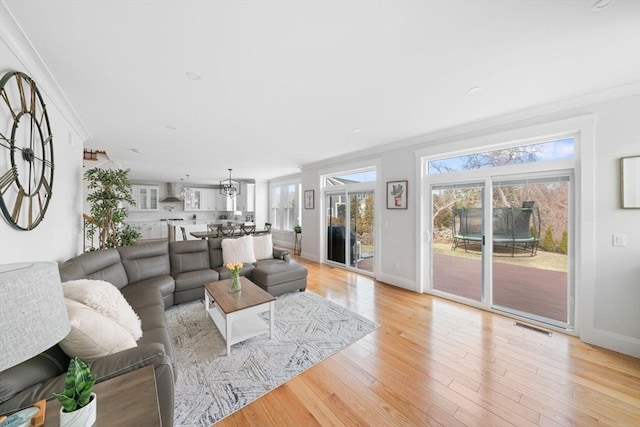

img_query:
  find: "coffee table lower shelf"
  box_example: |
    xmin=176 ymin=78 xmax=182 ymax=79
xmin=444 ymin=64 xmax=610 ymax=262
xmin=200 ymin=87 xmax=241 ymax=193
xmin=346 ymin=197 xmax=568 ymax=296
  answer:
xmin=204 ymin=278 xmax=275 ymax=356
xmin=205 ymin=302 xmax=273 ymax=352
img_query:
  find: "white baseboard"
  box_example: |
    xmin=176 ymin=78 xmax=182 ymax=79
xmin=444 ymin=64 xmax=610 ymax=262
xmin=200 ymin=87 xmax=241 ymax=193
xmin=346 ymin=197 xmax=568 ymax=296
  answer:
xmin=377 ymin=272 xmax=417 ymax=292
xmin=592 ymin=328 xmax=640 ymax=358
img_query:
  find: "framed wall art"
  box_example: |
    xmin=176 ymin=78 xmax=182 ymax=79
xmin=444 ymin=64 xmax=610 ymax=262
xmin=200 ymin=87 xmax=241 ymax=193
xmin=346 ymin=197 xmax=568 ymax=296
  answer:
xmin=304 ymin=190 xmax=315 ymax=209
xmin=621 ymin=155 xmax=640 ymax=208
xmin=386 ymin=180 xmax=407 ymax=209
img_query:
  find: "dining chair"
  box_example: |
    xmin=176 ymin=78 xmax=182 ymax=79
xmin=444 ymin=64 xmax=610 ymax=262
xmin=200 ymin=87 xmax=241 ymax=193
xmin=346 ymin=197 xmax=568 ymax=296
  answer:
xmin=218 ymin=226 xmax=235 ymax=237
xmin=264 ymin=222 xmax=272 ymax=233
xmin=240 ymin=224 xmax=256 ymax=235
xmin=180 ymin=226 xmax=188 ymax=241
xmin=207 ymin=223 xmax=222 ymax=237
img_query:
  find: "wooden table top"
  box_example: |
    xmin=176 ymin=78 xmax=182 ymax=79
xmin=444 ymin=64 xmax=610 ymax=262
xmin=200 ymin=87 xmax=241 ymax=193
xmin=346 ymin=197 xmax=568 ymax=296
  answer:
xmin=205 ymin=277 xmax=275 ymax=314
xmin=44 ymin=365 xmax=160 ymax=427
xmin=190 ymin=230 xmax=269 ymax=239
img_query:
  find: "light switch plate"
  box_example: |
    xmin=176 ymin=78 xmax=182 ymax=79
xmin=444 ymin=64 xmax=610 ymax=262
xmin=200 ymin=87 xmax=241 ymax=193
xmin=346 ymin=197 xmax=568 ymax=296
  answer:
xmin=613 ymin=233 xmax=627 ymax=247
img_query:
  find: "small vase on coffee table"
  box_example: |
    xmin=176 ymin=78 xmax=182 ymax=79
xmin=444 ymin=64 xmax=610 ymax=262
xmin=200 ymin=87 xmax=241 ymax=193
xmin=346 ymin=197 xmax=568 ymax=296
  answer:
xmin=230 ymin=272 xmax=241 ymax=292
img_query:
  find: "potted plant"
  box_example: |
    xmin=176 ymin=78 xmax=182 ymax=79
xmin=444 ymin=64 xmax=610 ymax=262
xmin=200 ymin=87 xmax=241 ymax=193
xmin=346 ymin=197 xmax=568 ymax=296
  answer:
xmin=84 ymin=167 xmax=140 ymax=250
xmin=293 ymin=225 xmax=302 ymax=234
xmin=391 ymin=183 xmax=404 ymax=207
xmin=53 ymin=357 xmax=97 ymax=427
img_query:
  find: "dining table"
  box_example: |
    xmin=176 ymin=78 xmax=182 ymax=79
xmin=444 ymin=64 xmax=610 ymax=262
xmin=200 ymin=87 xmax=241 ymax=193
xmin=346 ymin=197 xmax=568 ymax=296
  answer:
xmin=190 ymin=229 xmax=269 ymax=239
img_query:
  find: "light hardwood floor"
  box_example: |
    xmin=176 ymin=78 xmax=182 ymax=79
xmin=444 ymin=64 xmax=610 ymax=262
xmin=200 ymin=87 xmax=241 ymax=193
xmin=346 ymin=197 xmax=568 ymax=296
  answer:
xmin=216 ymin=258 xmax=640 ymax=426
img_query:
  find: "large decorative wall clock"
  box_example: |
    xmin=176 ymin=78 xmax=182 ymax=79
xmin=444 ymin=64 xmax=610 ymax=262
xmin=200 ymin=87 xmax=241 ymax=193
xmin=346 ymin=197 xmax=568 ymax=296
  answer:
xmin=0 ymin=71 xmax=54 ymax=230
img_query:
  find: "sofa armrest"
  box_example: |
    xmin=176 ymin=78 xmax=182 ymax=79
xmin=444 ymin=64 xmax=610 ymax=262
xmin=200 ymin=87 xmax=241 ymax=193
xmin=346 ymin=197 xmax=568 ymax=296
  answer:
xmin=273 ymin=248 xmax=290 ymax=262
xmin=89 ymin=342 xmax=170 ymax=383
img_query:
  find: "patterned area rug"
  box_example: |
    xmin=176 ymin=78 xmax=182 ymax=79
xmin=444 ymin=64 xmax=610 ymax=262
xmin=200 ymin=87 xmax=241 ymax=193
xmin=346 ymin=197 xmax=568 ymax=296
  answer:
xmin=166 ymin=291 xmax=378 ymax=426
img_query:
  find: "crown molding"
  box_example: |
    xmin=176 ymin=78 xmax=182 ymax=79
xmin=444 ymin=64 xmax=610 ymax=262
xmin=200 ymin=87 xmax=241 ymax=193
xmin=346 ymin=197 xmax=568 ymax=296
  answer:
xmin=0 ymin=1 xmax=91 ymax=142
xmin=300 ymin=81 xmax=640 ymax=172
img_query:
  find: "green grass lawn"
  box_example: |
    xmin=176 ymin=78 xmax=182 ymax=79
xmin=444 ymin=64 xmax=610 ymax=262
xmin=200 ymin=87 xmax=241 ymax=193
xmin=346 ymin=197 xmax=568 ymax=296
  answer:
xmin=432 ymin=242 xmax=568 ymax=272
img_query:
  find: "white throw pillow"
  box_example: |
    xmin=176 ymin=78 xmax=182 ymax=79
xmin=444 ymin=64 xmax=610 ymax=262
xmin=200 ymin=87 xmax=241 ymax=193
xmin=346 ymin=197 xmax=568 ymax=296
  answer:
xmin=253 ymin=234 xmax=274 ymax=260
xmin=59 ymin=298 xmax=137 ymax=362
xmin=62 ymin=279 xmax=142 ymax=340
xmin=222 ymin=235 xmax=257 ymax=265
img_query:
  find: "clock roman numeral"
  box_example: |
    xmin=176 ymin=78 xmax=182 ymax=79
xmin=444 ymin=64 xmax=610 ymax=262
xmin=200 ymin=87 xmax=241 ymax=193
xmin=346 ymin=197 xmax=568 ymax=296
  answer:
xmin=43 ymin=134 xmax=53 ymax=145
xmin=16 ymin=73 xmax=28 ymax=113
xmin=27 ymin=192 xmax=33 ymax=228
xmin=0 ymin=167 xmax=18 ymax=195
xmin=0 ymin=88 xmax=18 ymax=121
xmin=30 ymin=80 xmax=37 ymax=115
xmin=42 ymin=176 xmax=51 ymax=195
xmin=11 ymin=187 xmax=24 ymax=223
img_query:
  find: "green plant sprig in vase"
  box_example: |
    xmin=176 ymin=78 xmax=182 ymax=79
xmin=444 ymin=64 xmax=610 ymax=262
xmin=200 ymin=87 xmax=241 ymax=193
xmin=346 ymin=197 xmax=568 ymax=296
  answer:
xmin=53 ymin=357 xmax=97 ymax=426
xmin=53 ymin=357 xmax=96 ymax=412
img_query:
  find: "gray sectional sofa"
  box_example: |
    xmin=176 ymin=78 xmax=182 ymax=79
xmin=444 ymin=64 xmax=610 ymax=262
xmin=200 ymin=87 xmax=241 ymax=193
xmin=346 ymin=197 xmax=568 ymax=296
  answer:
xmin=0 ymin=237 xmax=307 ymax=427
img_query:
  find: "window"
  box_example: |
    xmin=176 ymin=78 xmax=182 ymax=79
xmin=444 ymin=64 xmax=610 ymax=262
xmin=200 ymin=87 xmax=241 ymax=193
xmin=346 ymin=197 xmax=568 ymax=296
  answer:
xmin=324 ymin=170 xmax=377 ymax=186
xmin=269 ymin=181 xmax=301 ymax=231
xmin=428 ymin=137 xmax=575 ymax=175
xmin=270 ymin=186 xmax=280 ymax=228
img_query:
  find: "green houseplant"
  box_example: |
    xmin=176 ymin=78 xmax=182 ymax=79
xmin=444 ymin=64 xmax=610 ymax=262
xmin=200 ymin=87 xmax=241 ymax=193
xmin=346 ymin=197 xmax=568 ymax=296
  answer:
xmin=293 ymin=225 xmax=302 ymax=234
xmin=85 ymin=167 xmax=140 ymax=250
xmin=390 ymin=183 xmax=404 ymax=207
xmin=53 ymin=357 xmax=97 ymax=427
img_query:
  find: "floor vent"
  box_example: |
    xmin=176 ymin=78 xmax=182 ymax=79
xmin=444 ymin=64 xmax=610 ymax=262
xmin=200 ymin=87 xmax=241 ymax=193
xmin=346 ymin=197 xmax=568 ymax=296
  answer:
xmin=514 ymin=321 xmax=552 ymax=336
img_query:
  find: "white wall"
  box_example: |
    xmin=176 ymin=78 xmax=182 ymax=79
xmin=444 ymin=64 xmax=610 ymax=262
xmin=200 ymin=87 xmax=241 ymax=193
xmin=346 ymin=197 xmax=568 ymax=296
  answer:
xmin=0 ymin=11 xmax=86 ymax=264
xmin=299 ymin=91 xmax=640 ymax=357
xmin=591 ymin=95 xmax=640 ymax=356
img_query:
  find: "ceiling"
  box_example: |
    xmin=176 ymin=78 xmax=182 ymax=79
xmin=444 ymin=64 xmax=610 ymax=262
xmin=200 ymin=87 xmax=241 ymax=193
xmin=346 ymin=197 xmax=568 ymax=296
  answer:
xmin=3 ymin=0 xmax=639 ymax=184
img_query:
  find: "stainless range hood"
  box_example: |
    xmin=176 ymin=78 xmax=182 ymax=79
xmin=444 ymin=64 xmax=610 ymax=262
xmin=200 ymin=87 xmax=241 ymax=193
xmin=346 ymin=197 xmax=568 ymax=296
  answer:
xmin=160 ymin=183 xmax=183 ymax=203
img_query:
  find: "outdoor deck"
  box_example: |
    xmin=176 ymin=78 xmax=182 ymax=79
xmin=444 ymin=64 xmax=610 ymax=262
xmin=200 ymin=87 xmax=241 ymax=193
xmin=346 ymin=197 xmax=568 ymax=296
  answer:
xmin=433 ymin=253 xmax=568 ymax=323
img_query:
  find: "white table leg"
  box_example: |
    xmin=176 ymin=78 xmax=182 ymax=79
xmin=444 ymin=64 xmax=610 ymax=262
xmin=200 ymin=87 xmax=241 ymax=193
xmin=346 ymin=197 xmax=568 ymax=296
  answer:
xmin=269 ymin=301 xmax=274 ymax=339
xmin=225 ymin=315 xmax=231 ymax=355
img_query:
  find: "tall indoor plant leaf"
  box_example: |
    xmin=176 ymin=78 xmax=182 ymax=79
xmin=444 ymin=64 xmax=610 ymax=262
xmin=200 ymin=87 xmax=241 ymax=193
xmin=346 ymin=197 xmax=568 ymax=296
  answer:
xmin=84 ymin=167 xmax=140 ymax=250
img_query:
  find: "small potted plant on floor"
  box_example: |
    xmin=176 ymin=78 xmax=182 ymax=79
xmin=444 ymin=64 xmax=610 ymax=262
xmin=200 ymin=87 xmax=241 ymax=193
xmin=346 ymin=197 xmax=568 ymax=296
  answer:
xmin=53 ymin=357 xmax=97 ymax=427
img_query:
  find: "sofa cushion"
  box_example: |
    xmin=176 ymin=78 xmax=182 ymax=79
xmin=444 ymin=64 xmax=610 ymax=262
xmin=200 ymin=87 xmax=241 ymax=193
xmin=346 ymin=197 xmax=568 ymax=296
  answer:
xmin=253 ymin=233 xmax=274 ymax=260
xmin=118 ymin=242 xmax=170 ymax=283
xmin=0 ymin=345 xmax=69 ymax=404
xmin=169 ymin=240 xmax=210 ymax=274
xmin=214 ymin=263 xmax=255 ymax=280
xmin=207 ymin=237 xmax=224 ymax=269
xmin=62 ymin=279 xmax=142 ymax=340
xmin=172 ymin=269 xmax=219 ymax=292
xmin=120 ymin=275 xmax=175 ymax=307
xmin=252 ymin=261 xmax=308 ymax=286
xmin=222 ymin=235 xmax=256 ymax=265
xmin=58 ymin=248 xmax=128 ymax=289
xmin=60 ymin=299 xmax=137 ymax=363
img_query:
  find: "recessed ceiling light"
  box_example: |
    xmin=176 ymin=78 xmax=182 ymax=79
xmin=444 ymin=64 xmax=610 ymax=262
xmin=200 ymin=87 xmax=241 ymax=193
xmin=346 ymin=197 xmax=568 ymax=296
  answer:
xmin=467 ymin=86 xmax=483 ymax=94
xmin=165 ymin=125 xmax=177 ymax=130
xmin=591 ymin=0 xmax=614 ymax=10
xmin=185 ymin=72 xmax=202 ymax=81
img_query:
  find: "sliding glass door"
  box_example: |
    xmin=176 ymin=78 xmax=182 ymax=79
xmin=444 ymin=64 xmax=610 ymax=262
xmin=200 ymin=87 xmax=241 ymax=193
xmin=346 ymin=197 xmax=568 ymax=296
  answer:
xmin=429 ymin=176 xmax=573 ymax=328
xmin=326 ymin=190 xmax=375 ymax=273
xmin=491 ymin=177 xmax=571 ymax=328
xmin=432 ymin=183 xmax=485 ymax=302
xmin=326 ymin=192 xmax=347 ymax=264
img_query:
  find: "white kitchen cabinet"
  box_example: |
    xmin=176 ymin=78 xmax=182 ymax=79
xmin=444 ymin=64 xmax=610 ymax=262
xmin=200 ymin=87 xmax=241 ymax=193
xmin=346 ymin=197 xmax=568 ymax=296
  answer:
xmin=236 ymin=183 xmax=255 ymax=211
xmin=184 ymin=188 xmax=217 ymax=211
xmin=129 ymin=185 xmax=159 ymax=211
xmin=132 ymin=221 xmax=165 ymax=240
xmin=215 ymin=191 xmax=234 ymax=211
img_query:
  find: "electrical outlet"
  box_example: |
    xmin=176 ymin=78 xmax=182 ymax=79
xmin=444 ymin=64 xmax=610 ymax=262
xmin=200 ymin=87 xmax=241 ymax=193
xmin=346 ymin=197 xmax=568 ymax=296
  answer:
xmin=613 ymin=234 xmax=627 ymax=247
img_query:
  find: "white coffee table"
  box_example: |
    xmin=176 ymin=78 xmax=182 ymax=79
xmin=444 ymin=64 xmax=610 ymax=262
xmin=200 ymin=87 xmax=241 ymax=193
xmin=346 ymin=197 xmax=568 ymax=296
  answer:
xmin=204 ymin=276 xmax=275 ymax=355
